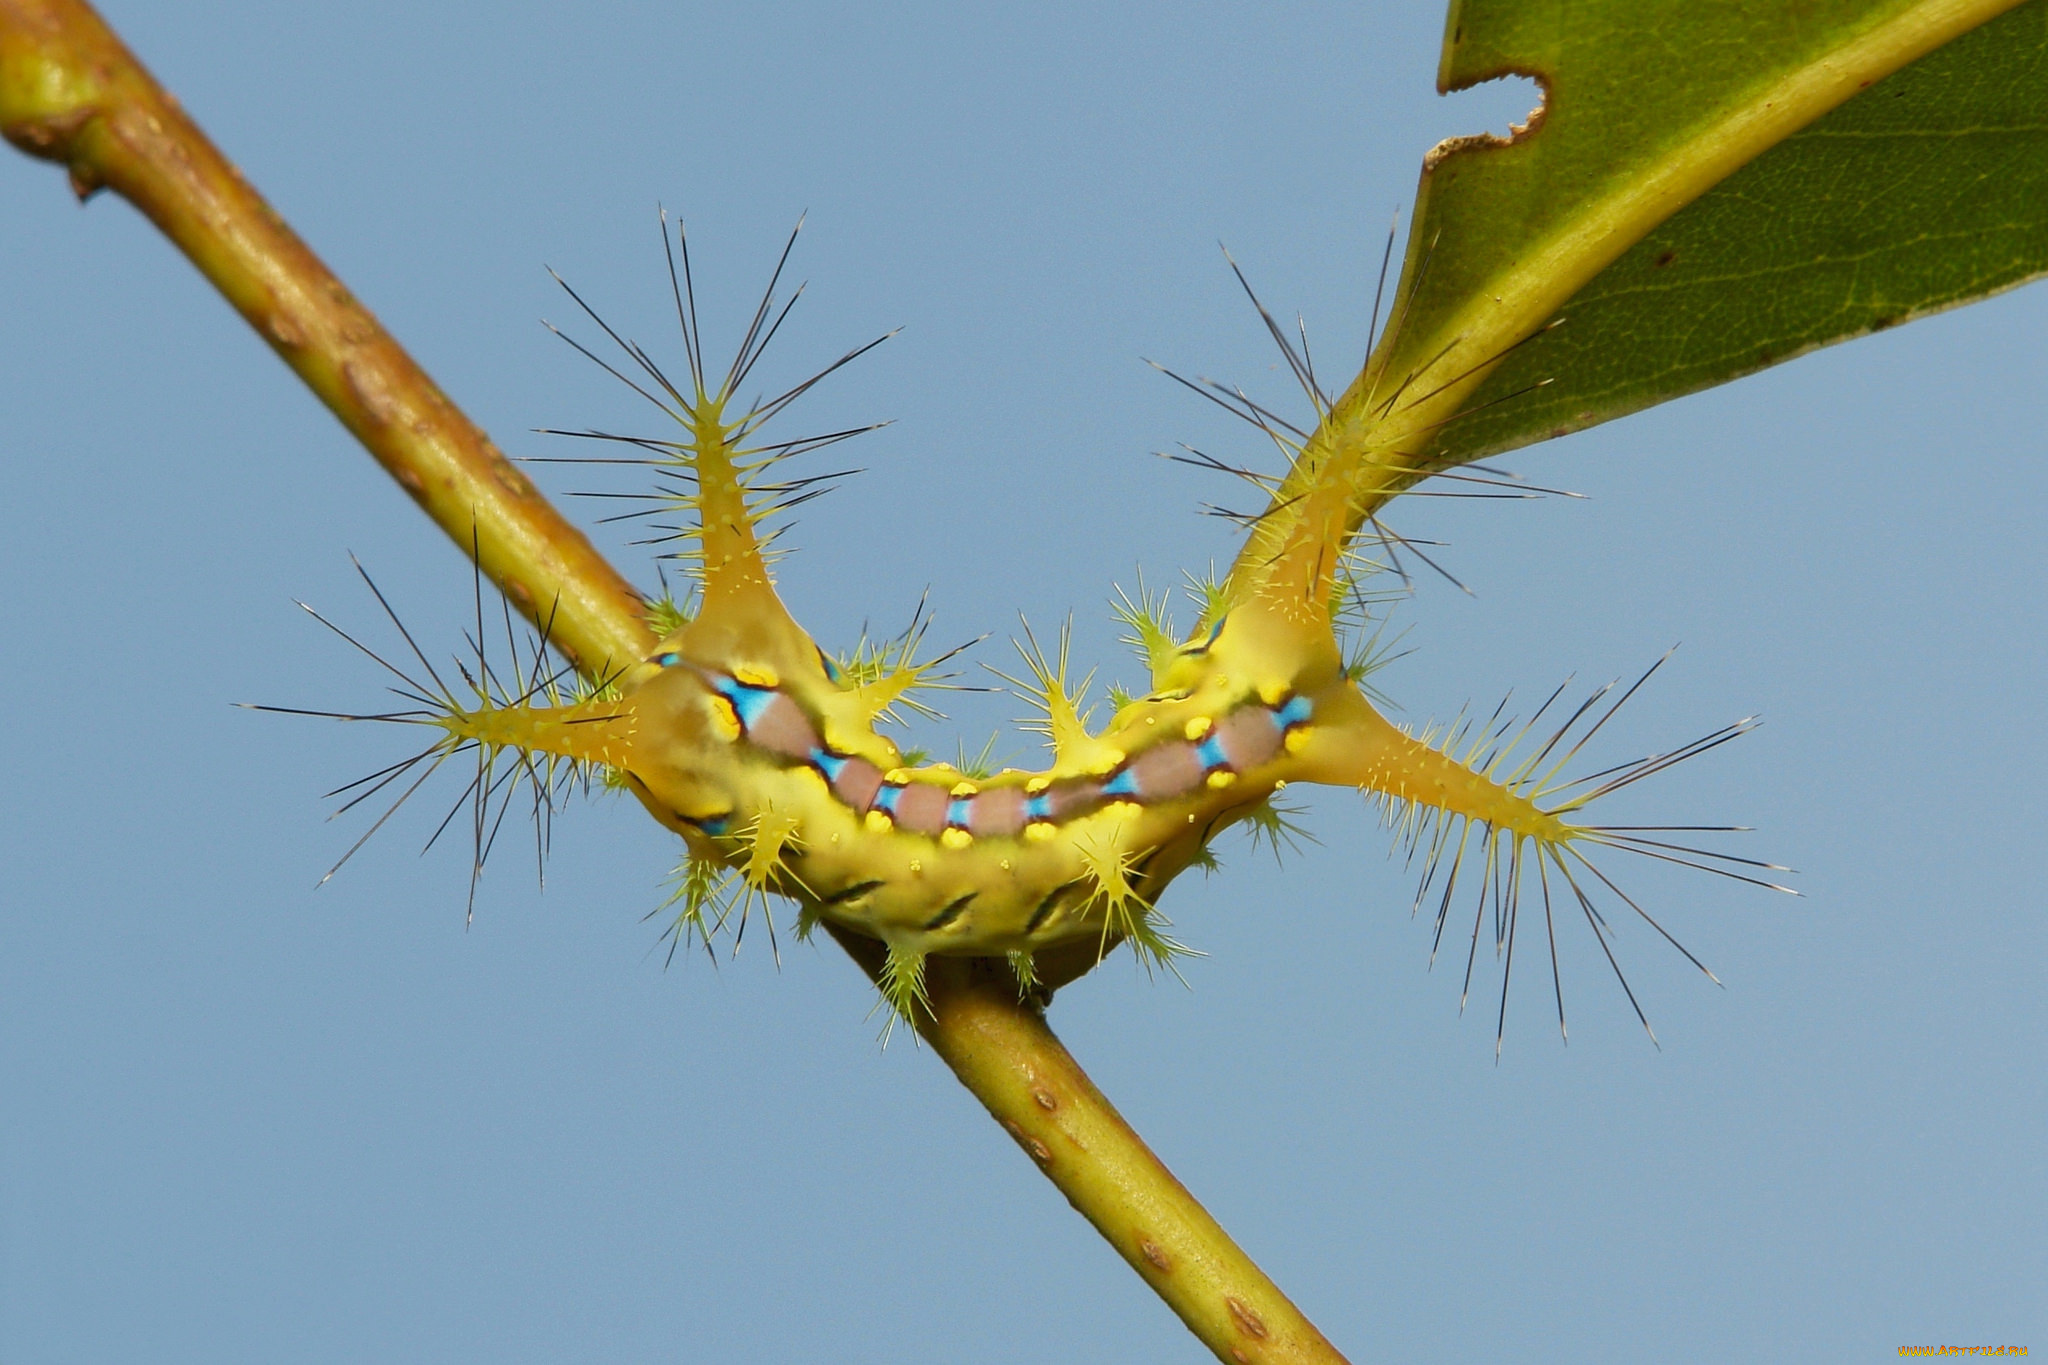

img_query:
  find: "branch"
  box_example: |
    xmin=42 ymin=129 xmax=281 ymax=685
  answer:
xmin=0 ymin=4 xmax=1352 ymax=1359
xmin=830 ymin=930 xmax=1351 ymax=1364
xmin=0 ymin=0 xmax=649 ymax=677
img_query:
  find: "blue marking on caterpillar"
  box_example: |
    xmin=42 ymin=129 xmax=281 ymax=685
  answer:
xmin=710 ymin=675 xmax=778 ymax=729
xmin=1101 ymin=769 xmax=1141 ymax=798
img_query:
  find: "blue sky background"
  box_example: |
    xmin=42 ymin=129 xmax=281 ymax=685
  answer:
xmin=3 ymin=3 xmax=2042 ymax=1360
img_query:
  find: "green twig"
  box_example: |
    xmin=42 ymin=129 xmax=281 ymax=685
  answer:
xmin=830 ymin=930 xmax=1351 ymax=1364
xmin=0 ymin=0 xmax=648 ymax=677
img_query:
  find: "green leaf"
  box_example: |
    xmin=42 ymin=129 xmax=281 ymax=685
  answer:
xmin=1292 ymin=0 xmax=2045 ymax=530
xmin=1428 ymin=0 xmax=2048 ymax=462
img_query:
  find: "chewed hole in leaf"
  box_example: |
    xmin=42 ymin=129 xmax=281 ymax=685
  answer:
xmin=1427 ymin=71 xmax=1549 ymax=163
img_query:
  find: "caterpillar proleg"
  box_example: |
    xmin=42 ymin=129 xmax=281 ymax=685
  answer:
xmin=291 ymin=214 xmax=1790 ymax=1043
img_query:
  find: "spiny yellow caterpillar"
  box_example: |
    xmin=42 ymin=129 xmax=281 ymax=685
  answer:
xmin=281 ymin=215 xmax=1790 ymax=1049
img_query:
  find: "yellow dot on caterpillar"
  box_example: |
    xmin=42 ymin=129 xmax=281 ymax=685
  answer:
xmin=1025 ymin=776 xmax=1052 ymax=795
xmin=1257 ymin=679 xmax=1289 ymax=707
xmin=1274 ymin=778 xmax=1289 ymax=790
xmin=908 ymin=860 xmax=923 ymax=875
xmin=941 ymin=828 xmax=973 ymax=850
xmin=949 ymin=782 xmax=978 ymax=797
xmin=864 ymin=810 xmax=894 ymax=834
xmin=708 ymin=697 xmax=742 ymax=742
xmin=1283 ymin=727 xmax=1311 ymax=755
xmin=734 ymin=664 xmax=779 ymax=688
xmin=1206 ymin=770 xmax=1238 ymax=789
xmin=1184 ymin=716 xmax=1214 ymax=741
xmin=999 ymin=859 xmax=1013 ymax=872
xmin=1024 ymin=822 xmax=1056 ymax=843
xmin=884 ymin=768 xmax=909 ymax=784
xmin=830 ymin=832 xmax=842 ymax=845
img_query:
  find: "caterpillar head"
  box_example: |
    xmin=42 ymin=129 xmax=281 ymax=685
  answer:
xmin=610 ymin=660 xmax=752 ymax=836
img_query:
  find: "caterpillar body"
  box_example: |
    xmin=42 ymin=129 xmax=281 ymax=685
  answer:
xmin=483 ymin=564 xmax=1556 ymax=975
xmin=323 ymin=220 xmax=1785 ymax=1038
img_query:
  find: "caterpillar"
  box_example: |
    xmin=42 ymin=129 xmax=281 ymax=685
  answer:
xmin=297 ymin=216 xmax=1789 ymax=1046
